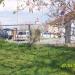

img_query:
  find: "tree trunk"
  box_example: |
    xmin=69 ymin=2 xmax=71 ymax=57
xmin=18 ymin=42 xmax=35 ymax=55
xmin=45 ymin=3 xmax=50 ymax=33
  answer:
xmin=65 ymin=21 xmax=71 ymax=44
xmin=28 ymin=24 xmax=31 ymax=43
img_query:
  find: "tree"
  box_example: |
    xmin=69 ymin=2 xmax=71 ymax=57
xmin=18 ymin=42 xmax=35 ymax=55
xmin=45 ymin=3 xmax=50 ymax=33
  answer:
xmin=30 ymin=28 xmax=40 ymax=44
xmin=0 ymin=22 xmax=3 ymax=30
xmin=0 ymin=0 xmax=4 ymax=4
xmin=1 ymin=0 xmax=75 ymax=23
xmin=0 ymin=0 xmax=5 ymax=7
xmin=1 ymin=0 xmax=75 ymax=44
xmin=13 ymin=0 xmax=75 ymax=44
xmin=16 ymin=0 xmax=75 ymax=16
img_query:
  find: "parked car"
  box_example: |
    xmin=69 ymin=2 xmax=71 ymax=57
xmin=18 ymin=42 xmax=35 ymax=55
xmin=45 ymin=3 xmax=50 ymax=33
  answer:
xmin=0 ymin=30 xmax=8 ymax=39
xmin=3 ymin=28 xmax=13 ymax=39
xmin=41 ymin=32 xmax=51 ymax=39
xmin=16 ymin=31 xmax=30 ymax=41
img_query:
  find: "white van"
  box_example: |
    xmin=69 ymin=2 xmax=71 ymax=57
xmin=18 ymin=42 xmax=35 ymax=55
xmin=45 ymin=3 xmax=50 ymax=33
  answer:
xmin=16 ymin=31 xmax=30 ymax=41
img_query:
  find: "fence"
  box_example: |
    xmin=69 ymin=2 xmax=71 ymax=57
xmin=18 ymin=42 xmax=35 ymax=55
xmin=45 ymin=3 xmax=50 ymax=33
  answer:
xmin=0 ymin=24 xmax=75 ymax=45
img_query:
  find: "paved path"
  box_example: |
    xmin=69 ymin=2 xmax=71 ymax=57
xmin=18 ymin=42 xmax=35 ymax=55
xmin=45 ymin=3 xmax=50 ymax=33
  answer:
xmin=7 ymin=37 xmax=75 ymax=45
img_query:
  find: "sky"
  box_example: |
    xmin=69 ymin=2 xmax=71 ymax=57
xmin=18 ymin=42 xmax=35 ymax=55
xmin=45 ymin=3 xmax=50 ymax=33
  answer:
xmin=0 ymin=0 xmax=49 ymax=25
xmin=0 ymin=0 xmax=74 ymax=26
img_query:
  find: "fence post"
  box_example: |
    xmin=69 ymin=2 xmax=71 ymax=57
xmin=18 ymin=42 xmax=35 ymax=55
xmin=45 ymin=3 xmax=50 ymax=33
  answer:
xmin=65 ymin=21 xmax=71 ymax=44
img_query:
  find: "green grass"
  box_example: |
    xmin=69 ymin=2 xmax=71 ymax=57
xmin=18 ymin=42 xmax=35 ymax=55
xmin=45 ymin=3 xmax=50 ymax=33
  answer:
xmin=0 ymin=39 xmax=75 ymax=75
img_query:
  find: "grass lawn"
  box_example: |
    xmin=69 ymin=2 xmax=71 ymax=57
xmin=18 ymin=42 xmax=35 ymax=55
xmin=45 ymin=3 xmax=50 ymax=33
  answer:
xmin=0 ymin=40 xmax=75 ymax=75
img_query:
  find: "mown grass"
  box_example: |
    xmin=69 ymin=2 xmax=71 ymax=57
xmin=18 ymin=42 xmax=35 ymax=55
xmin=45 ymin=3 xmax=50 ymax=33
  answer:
xmin=0 ymin=39 xmax=75 ymax=75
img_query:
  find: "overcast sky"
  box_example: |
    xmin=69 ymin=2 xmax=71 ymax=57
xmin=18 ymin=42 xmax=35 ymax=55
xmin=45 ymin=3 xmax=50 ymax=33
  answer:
xmin=0 ymin=0 xmax=74 ymax=26
xmin=0 ymin=0 xmax=48 ymax=25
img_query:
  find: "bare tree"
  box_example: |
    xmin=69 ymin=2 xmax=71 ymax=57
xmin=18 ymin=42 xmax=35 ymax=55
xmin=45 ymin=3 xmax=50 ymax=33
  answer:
xmin=11 ymin=0 xmax=75 ymax=44
xmin=0 ymin=0 xmax=4 ymax=4
xmin=30 ymin=28 xmax=40 ymax=44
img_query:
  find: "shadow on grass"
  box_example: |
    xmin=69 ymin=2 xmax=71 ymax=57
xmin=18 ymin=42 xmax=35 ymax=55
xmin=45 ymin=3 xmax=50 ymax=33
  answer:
xmin=0 ymin=40 xmax=75 ymax=75
xmin=9 ymin=49 xmax=75 ymax=75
